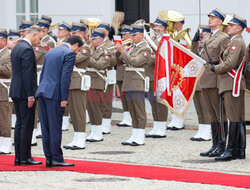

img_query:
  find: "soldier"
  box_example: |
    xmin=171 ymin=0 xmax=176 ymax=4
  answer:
xmin=57 ymin=21 xmax=71 ymax=45
xmin=80 ymin=19 xmax=91 ymax=45
xmin=116 ymin=23 xmax=151 ymax=146
xmin=85 ymin=29 xmax=113 ymax=142
xmin=7 ymin=29 xmax=20 ymax=50
xmin=199 ymin=8 xmax=230 ymax=157
xmin=207 ymin=15 xmax=247 ymax=161
xmin=34 ymin=19 xmax=55 ymax=140
xmin=0 ymin=29 xmax=12 ymax=154
xmin=19 ymin=20 xmax=34 ymax=38
xmin=190 ymin=25 xmax=211 ymax=141
xmin=63 ymin=22 xmax=90 ymax=150
xmin=97 ymin=23 xmax=116 ymax=134
xmin=40 ymin=15 xmax=57 ymax=42
xmin=145 ymin=17 xmax=169 ymax=138
xmin=116 ymin=25 xmax=132 ymax=127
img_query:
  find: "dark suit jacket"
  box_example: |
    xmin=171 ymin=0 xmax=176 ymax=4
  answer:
xmin=35 ymin=44 xmax=76 ymax=101
xmin=9 ymin=40 xmax=37 ymax=98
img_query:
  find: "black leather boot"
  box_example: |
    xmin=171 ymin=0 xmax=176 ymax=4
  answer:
xmin=200 ymin=122 xmax=218 ymax=157
xmin=236 ymin=122 xmax=246 ymax=159
xmin=215 ymin=122 xmax=238 ymax=161
xmin=208 ymin=122 xmax=228 ymax=157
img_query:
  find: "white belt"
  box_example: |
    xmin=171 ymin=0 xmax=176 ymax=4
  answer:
xmin=0 ymin=79 xmax=12 ymax=102
xmin=73 ymin=68 xmax=86 ymax=73
xmin=125 ymin=67 xmax=145 ymax=72
xmin=37 ymin=65 xmax=43 ymax=69
xmin=86 ymin=67 xmax=105 ymax=73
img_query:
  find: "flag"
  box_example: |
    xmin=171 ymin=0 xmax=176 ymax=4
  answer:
xmin=154 ymin=36 xmax=206 ymax=118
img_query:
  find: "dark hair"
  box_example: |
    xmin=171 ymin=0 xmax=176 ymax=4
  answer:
xmin=66 ymin=35 xmax=83 ymax=47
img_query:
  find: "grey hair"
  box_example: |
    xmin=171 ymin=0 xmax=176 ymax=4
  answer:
xmin=26 ymin=25 xmax=42 ymax=34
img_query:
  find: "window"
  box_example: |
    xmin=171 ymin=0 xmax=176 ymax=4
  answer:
xmin=16 ymin=0 xmax=38 ymax=28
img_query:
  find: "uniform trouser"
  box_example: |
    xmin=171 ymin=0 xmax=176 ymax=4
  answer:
xmin=87 ymin=89 xmax=104 ymax=125
xmin=117 ymin=81 xmax=129 ymax=111
xmin=193 ymin=90 xmax=210 ymax=124
xmin=13 ymin=98 xmax=35 ymax=161
xmin=202 ymin=88 xmax=221 ymax=123
xmin=102 ymin=84 xmax=114 ymax=118
xmin=38 ymin=97 xmax=64 ymax=162
xmin=223 ymin=90 xmax=245 ymax=122
xmin=0 ymin=101 xmax=12 ymax=137
xmin=148 ymin=81 xmax=168 ymax=121
xmin=125 ymin=91 xmax=146 ymax=129
xmin=68 ymin=89 xmax=86 ymax=132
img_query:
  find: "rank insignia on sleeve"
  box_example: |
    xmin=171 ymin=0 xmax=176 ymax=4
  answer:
xmin=143 ymin=52 xmax=148 ymax=56
xmin=231 ymin=45 xmax=237 ymax=51
xmin=105 ymin=55 xmax=110 ymax=60
xmin=82 ymin=49 xmax=87 ymax=54
xmin=34 ymin=47 xmax=40 ymax=52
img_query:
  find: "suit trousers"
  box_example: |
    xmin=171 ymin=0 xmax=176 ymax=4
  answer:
xmin=202 ymin=88 xmax=221 ymax=123
xmin=102 ymin=84 xmax=114 ymax=118
xmin=125 ymin=91 xmax=146 ymax=129
xmin=68 ymin=89 xmax=86 ymax=132
xmin=193 ymin=90 xmax=210 ymax=124
xmin=87 ymin=89 xmax=104 ymax=125
xmin=0 ymin=101 xmax=12 ymax=137
xmin=224 ymin=90 xmax=245 ymax=122
xmin=117 ymin=81 xmax=129 ymax=111
xmin=13 ymin=98 xmax=35 ymax=161
xmin=38 ymin=97 xmax=64 ymax=162
xmin=148 ymin=81 xmax=168 ymax=121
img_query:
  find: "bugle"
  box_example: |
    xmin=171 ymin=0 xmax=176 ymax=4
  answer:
xmin=107 ymin=38 xmax=133 ymax=50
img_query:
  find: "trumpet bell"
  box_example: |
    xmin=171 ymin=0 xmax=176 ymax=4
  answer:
xmin=85 ymin=18 xmax=102 ymax=27
xmin=173 ymin=28 xmax=192 ymax=49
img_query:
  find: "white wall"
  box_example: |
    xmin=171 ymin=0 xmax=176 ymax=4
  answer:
xmin=150 ymin=0 xmax=250 ymax=42
xmin=38 ymin=0 xmax=115 ymax=25
xmin=0 ymin=0 xmax=16 ymax=30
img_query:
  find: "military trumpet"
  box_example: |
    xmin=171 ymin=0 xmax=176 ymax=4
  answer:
xmin=107 ymin=38 xmax=133 ymax=50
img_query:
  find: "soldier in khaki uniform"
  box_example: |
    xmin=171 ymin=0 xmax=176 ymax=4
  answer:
xmin=7 ymin=29 xmax=20 ymax=51
xmin=190 ymin=25 xmax=211 ymax=141
xmin=57 ymin=21 xmax=71 ymax=45
xmin=0 ymin=29 xmax=12 ymax=154
xmin=145 ymin=17 xmax=169 ymax=138
xmin=97 ymin=23 xmax=115 ymax=134
xmin=19 ymin=20 xmax=34 ymax=38
xmin=199 ymin=9 xmax=230 ymax=158
xmin=117 ymin=23 xmax=151 ymax=146
xmin=208 ymin=15 xmax=247 ymax=161
xmin=116 ymin=25 xmax=132 ymax=127
xmin=85 ymin=29 xmax=113 ymax=142
xmin=80 ymin=19 xmax=91 ymax=45
xmin=63 ymin=23 xmax=90 ymax=150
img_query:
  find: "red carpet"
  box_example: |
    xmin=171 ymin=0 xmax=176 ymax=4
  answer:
xmin=0 ymin=155 xmax=250 ymax=188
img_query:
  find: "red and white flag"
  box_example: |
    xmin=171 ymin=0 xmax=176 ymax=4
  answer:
xmin=154 ymin=36 xmax=206 ymax=118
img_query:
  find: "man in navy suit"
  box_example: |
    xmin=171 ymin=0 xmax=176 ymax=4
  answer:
xmin=10 ymin=25 xmax=43 ymax=165
xmin=36 ymin=36 xmax=83 ymax=167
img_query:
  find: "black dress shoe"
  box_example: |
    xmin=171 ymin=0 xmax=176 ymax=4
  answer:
xmin=36 ymin=135 xmax=42 ymax=138
xmin=86 ymin=139 xmax=103 ymax=142
xmin=63 ymin=145 xmax=85 ymax=150
xmin=46 ymin=160 xmax=52 ymax=167
xmin=0 ymin=151 xmax=11 ymax=155
xmin=20 ymin=158 xmax=43 ymax=165
xmin=14 ymin=159 xmax=20 ymax=166
xmin=215 ymin=150 xmax=234 ymax=161
xmin=117 ymin=123 xmax=131 ymax=127
xmin=102 ymin=132 xmax=111 ymax=135
xmin=121 ymin=141 xmax=133 ymax=146
xmin=145 ymin=134 xmax=166 ymax=138
xmin=170 ymin=127 xmax=184 ymax=131
xmin=51 ymin=160 xmax=74 ymax=167
xmin=131 ymin=142 xmax=144 ymax=146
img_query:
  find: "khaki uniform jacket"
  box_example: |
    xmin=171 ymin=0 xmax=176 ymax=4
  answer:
xmin=86 ymin=46 xmax=112 ymax=90
xmin=146 ymin=36 xmax=159 ymax=81
xmin=214 ymin=34 xmax=246 ymax=94
xmin=119 ymin=41 xmax=151 ymax=91
xmin=34 ymin=35 xmax=55 ymax=70
xmin=69 ymin=44 xmax=90 ymax=90
xmin=103 ymin=38 xmax=116 ymax=69
xmin=0 ymin=48 xmax=11 ymax=101
xmin=116 ymin=45 xmax=130 ymax=81
xmin=199 ymin=30 xmax=229 ymax=88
